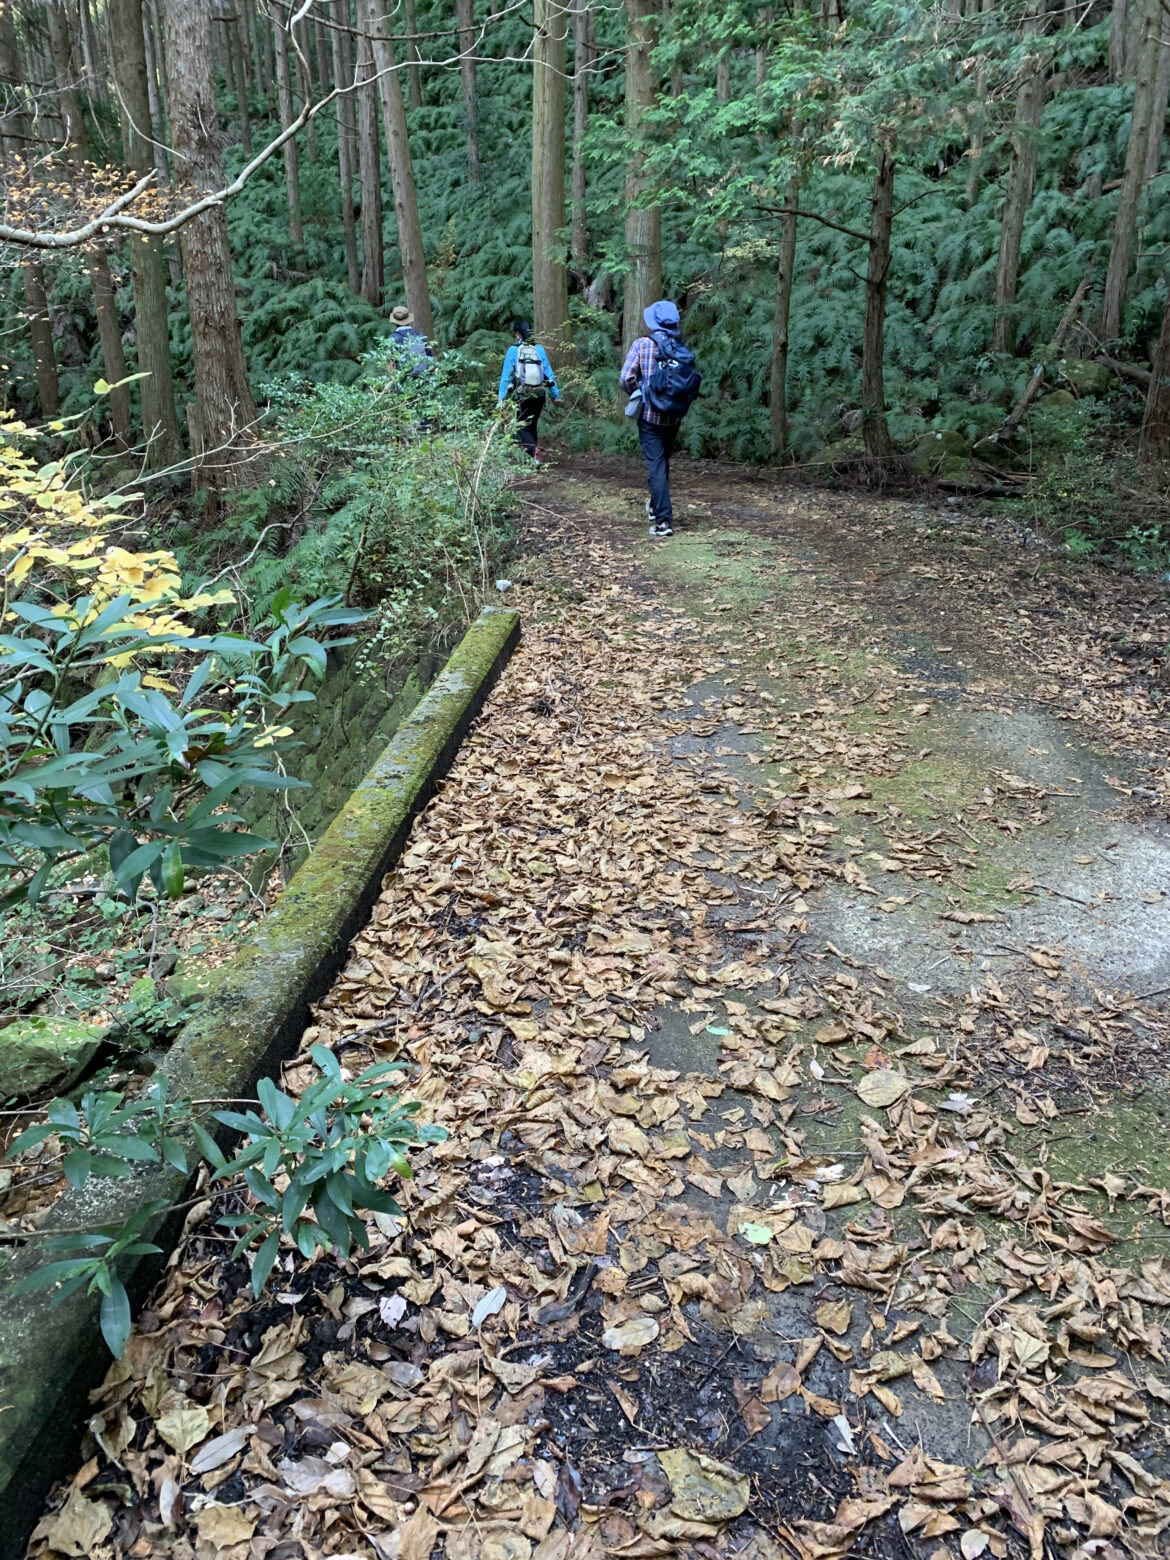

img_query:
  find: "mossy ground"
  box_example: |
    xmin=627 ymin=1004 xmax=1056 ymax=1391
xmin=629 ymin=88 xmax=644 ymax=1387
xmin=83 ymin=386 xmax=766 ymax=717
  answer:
xmin=534 ymin=450 xmax=1170 ymax=1302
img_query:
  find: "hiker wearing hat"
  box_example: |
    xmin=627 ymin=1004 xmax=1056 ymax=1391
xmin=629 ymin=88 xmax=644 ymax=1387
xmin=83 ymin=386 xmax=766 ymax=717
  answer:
xmin=497 ymin=318 xmax=561 ymax=463
xmin=388 ymin=304 xmax=432 ymax=379
xmin=620 ymin=299 xmax=702 ymax=537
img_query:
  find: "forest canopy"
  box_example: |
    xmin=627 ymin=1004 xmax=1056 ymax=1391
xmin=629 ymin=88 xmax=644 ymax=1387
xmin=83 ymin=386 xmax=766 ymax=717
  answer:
xmin=1 ymin=0 xmax=1169 ymax=519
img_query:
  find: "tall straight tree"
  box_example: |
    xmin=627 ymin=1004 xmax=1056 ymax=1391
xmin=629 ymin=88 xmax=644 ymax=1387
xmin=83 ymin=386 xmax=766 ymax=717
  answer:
xmin=354 ymin=4 xmax=384 ymax=305
xmin=1144 ymin=22 xmax=1169 ymax=180
xmin=622 ymin=0 xmax=661 ymax=349
xmin=1103 ymin=0 xmax=1160 ymax=339
xmin=454 ymin=0 xmax=479 ymax=183
xmin=109 ymin=0 xmax=183 ymax=464
xmin=21 ymin=262 xmax=61 ymax=417
xmin=1140 ymin=282 xmax=1170 ymax=460
xmin=254 ymin=0 xmax=275 ymax=105
xmin=361 ymin=0 xmax=432 ymax=334
xmin=571 ymin=0 xmax=591 ymax=273
xmin=0 ymin=9 xmax=60 ymax=417
xmin=992 ymin=0 xmax=1046 ymax=355
xmin=403 ymin=0 xmax=422 ymax=107
xmin=770 ymin=174 xmax=799 ymax=460
xmin=1110 ymin=0 xmax=1127 ymax=81
xmin=330 ymin=0 xmax=361 ymax=294
xmin=141 ymin=0 xmax=171 ymax=182
xmin=45 ymin=0 xmax=131 ymax=449
xmin=314 ymin=12 xmax=331 ymax=97
xmin=160 ymin=0 xmax=257 ymax=481
xmin=532 ymin=0 xmax=570 ymax=356
xmin=294 ymin=15 xmax=315 ymax=158
xmin=861 ymin=150 xmax=895 ymax=458
xmin=79 ymin=0 xmax=105 ymax=103
xmin=231 ymin=4 xmax=253 ymax=155
xmin=271 ymin=1 xmax=303 ymax=244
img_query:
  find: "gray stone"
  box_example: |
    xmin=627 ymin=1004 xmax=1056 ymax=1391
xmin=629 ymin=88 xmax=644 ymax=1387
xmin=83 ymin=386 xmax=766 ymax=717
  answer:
xmin=912 ymin=430 xmax=972 ymax=474
xmin=0 ymin=1016 xmax=104 ymax=1102
xmin=1056 ymin=357 xmax=1111 ymax=396
xmin=827 ymin=434 xmax=868 ymax=458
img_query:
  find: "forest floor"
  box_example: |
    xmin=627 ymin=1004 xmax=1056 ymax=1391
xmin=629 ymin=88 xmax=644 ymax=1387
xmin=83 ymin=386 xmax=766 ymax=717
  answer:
xmin=36 ymin=456 xmax=1170 ymax=1560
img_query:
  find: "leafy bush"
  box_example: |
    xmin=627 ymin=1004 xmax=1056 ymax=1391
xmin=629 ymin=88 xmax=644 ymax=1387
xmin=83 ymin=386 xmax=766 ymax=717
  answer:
xmin=189 ymin=350 xmax=516 ymax=662
xmin=7 ymin=1045 xmax=443 ymax=1356
xmin=1009 ymin=440 xmax=1170 ymax=571
xmin=0 ymin=411 xmax=363 ymax=905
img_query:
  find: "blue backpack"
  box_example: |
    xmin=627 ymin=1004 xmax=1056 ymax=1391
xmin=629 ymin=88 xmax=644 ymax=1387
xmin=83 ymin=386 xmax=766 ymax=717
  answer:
xmin=645 ymin=330 xmax=702 ymax=421
xmin=393 ymin=325 xmax=431 ymax=379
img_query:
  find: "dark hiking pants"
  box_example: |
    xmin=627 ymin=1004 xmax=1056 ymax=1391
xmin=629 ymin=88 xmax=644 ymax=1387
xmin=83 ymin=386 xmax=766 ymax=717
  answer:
xmin=638 ymin=417 xmax=680 ymax=522
xmin=516 ymin=393 xmax=546 ymax=455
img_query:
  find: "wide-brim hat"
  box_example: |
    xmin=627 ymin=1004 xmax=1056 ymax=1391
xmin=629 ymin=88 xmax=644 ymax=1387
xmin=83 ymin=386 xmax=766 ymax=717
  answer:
xmin=643 ymin=299 xmax=680 ymax=332
xmin=390 ymin=305 xmax=413 ymax=325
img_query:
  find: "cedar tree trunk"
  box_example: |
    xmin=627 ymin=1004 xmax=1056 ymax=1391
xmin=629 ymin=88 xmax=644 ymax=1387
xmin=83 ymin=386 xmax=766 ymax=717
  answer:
xmin=770 ymin=174 xmax=799 ymax=460
xmin=455 ymin=0 xmax=479 ymax=183
xmin=1103 ymin=0 xmax=1160 ymax=340
xmin=532 ymin=0 xmax=570 ymax=358
xmin=355 ymin=8 xmax=384 ymax=306
xmin=992 ymin=0 xmax=1046 ymax=355
xmin=160 ymin=0 xmax=257 ymax=484
xmin=621 ymin=0 xmax=662 ymax=349
xmin=110 ymin=0 xmax=183 ymax=464
xmin=331 ymin=0 xmax=362 ymax=294
xmin=363 ymin=0 xmax=432 ymax=334
xmin=862 ymin=151 xmax=894 ymax=459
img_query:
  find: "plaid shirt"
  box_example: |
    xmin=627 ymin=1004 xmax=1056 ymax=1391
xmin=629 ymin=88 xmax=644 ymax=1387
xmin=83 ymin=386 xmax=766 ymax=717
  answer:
xmin=620 ymin=335 xmax=669 ymax=425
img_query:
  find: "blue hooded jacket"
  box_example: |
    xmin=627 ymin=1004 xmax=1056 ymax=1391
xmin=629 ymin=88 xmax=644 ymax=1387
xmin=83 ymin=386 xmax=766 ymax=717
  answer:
xmin=498 ymin=342 xmax=561 ymax=402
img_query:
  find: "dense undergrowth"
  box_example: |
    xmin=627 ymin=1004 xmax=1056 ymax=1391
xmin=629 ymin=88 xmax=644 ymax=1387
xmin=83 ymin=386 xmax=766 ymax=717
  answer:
xmin=4 ymin=2 xmax=1170 ymax=569
xmin=177 ymin=350 xmax=516 ymax=654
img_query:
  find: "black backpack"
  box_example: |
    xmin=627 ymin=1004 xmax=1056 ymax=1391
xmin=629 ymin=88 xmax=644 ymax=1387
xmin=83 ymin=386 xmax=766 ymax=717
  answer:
xmin=645 ymin=330 xmax=702 ymax=421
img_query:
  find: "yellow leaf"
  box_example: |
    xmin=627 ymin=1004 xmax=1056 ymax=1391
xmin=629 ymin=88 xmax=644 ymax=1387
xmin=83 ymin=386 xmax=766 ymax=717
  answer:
xmin=253 ymin=724 xmax=294 ymax=749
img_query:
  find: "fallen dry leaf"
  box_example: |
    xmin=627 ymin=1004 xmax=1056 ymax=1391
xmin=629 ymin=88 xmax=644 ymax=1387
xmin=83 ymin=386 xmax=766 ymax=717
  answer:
xmin=659 ymin=1447 xmax=750 ymax=1522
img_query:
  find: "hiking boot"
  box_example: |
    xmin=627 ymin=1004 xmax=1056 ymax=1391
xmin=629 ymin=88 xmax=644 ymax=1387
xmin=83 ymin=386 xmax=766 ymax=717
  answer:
xmin=650 ymin=519 xmax=673 ymax=538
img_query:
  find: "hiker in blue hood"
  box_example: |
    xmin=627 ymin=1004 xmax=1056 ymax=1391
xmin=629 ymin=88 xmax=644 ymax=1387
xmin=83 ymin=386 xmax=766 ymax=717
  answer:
xmin=620 ymin=299 xmax=702 ymax=537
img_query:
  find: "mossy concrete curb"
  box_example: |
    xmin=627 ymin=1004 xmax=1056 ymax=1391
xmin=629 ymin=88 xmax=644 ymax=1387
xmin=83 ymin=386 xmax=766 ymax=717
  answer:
xmin=0 ymin=605 xmax=520 ymax=1559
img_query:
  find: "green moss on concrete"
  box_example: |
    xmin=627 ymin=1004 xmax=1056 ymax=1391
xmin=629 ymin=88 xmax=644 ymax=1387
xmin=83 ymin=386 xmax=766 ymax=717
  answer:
xmin=243 ymin=644 xmax=446 ymax=862
xmin=166 ymin=605 xmax=519 ymax=1104
xmin=0 ymin=605 xmax=520 ymax=1556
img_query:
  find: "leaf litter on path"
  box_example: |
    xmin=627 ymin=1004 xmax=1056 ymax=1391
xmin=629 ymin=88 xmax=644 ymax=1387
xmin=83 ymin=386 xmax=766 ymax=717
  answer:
xmin=32 ymin=478 xmax=1170 ymax=1560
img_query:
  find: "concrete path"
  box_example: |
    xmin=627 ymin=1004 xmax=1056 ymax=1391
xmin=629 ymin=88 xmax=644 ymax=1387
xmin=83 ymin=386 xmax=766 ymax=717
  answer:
xmin=53 ymin=460 xmax=1170 ymax=1560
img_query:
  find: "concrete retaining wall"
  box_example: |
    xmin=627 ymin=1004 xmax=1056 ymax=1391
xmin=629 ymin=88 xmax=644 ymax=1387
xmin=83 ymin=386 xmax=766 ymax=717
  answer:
xmin=0 ymin=605 xmax=520 ymax=1559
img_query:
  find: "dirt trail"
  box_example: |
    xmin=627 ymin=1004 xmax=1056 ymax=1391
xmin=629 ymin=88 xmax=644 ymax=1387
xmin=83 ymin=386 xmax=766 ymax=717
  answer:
xmin=44 ymin=461 xmax=1170 ymax=1560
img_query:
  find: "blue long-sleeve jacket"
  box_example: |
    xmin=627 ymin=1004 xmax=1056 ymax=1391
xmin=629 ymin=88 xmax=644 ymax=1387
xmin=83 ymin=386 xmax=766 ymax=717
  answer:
xmin=498 ymin=343 xmax=561 ymax=402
